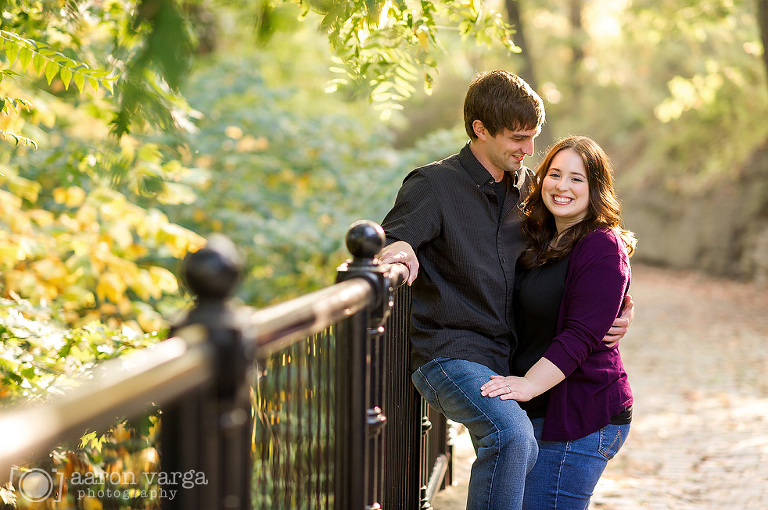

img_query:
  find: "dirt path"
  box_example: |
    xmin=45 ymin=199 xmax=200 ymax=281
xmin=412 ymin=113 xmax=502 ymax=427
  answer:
xmin=432 ymin=264 xmax=768 ymax=509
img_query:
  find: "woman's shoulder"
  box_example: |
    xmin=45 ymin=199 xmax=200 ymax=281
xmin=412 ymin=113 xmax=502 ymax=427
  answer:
xmin=574 ymin=228 xmax=628 ymax=258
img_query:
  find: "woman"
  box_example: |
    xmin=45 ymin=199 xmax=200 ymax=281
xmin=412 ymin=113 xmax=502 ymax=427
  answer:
xmin=481 ymin=135 xmax=637 ymax=509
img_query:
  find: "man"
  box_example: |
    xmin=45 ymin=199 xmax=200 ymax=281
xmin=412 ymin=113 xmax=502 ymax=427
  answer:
xmin=378 ymin=70 xmax=632 ymax=509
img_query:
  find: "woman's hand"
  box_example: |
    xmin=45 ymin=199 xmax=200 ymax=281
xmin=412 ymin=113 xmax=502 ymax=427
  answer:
xmin=481 ymin=359 xmax=565 ymax=402
xmin=480 ymin=375 xmax=538 ymax=402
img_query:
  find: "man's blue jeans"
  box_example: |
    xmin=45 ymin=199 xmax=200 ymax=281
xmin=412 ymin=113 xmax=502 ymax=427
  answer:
xmin=411 ymin=357 xmax=538 ymax=510
xmin=523 ymin=417 xmax=631 ymax=509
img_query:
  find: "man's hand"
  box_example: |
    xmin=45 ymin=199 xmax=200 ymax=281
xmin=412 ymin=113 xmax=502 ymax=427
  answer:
xmin=379 ymin=241 xmax=419 ymax=285
xmin=603 ymin=294 xmax=635 ymax=347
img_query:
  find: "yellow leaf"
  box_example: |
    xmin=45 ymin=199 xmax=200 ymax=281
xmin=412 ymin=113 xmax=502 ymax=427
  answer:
xmin=28 ymin=209 xmax=55 ymax=226
xmin=7 ymin=174 xmax=41 ymax=203
xmin=149 ymin=266 xmax=178 ymax=294
xmin=137 ymin=307 xmax=163 ymax=333
xmin=61 ymin=286 xmax=96 ymax=309
xmin=74 ymin=205 xmax=98 ymax=231
xmin=31 ymin=257 xmax=67 ymax=281
xmin=105 ymin=222 xmax=133 ymax=250
xmin=0 ymin=190 xmax=23 ymax=214
xmin=130 ymin=270 xmax=154 ymax=301
xmin=63 ymin=186 xmax=86 ymax=207
xmin=53 ymin=187 xmax=67 ymax=204
xmin=96 ymin=271 xmax=127 ymax=303
xmin=0 ymin=243 xmax=25 ymax=267
xmin=417 ymin=28 xmax=429 ymax=51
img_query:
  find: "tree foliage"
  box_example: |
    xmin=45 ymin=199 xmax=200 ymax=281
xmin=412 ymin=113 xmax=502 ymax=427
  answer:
xmin=3 ymin=0 xmax=768 ymax=507
xmin=510 ymin=0 xmax=768 ymax=187
xmin=249 ymin=0 xmax=519 ymax=116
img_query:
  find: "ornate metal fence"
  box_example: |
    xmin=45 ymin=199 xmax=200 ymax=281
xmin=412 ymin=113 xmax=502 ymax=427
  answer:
xmin=0 ymin=221 xmax=452 ymax=510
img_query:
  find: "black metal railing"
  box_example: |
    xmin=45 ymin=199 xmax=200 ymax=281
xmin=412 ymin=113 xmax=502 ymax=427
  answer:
xmin=0 ymin=220 xmax=452 ymax=509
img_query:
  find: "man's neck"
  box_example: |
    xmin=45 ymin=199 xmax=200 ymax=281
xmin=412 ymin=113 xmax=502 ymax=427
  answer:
xmin=469 ymin=140 xmax=505 ymax=182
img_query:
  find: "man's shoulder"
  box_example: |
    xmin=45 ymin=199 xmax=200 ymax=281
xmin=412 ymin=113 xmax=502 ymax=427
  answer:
xmin=413 ymin=152 xmax=463 ymax=174
xmin=404 ymin=152 xmax=466 ymax=185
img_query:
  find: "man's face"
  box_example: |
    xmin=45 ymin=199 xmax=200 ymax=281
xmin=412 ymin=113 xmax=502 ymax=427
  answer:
xmin=483 ymin=127 xmax=539 ymax=175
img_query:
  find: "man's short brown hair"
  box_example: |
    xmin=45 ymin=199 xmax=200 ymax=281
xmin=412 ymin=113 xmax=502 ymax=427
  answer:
xmin=463 ymin=70 xmax=545 ymax=139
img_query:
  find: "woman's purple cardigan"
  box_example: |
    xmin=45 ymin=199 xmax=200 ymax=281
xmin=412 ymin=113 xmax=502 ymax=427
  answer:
xmin=541 ymin=228 xmax=633 ymax=441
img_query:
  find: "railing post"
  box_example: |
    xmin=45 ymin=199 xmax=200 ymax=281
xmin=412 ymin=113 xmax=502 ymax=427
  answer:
xmin=335 ymin=220 xmax=393 ymax=510
xmin=162 ymin=234 xmax=253 ymax=510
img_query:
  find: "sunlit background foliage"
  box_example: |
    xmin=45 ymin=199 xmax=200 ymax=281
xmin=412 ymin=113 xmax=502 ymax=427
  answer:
xmin=1 ymin=0 xmax=767 ymax=507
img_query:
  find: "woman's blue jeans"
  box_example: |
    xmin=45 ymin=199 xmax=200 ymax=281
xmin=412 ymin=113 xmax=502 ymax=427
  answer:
xmin=411 ymin=357 xmax=538 ymax=510
xmin=523 ymin=417 xmax=631 ymax=509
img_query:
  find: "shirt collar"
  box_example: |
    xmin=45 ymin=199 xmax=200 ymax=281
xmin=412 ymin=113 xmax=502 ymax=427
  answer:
xmin=459 ymin=142 xmax=528 ymax=190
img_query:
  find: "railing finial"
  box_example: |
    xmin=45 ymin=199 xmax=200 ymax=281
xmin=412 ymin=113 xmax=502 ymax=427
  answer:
xmin=345 ymin=220 xmax=385 ymax=263
xmin=182 ymin=234 xmax=242 ymax=300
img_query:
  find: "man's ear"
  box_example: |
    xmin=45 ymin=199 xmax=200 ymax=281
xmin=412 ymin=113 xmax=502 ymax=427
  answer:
xmin=472 ymin=120 xmax=488 ymax=140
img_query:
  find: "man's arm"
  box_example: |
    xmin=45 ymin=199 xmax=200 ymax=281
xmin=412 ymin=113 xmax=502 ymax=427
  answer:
xmin=379 ymin=241 xmax=419 ymax=285
xmin=603 ymin=294 xmax=634 ymax=347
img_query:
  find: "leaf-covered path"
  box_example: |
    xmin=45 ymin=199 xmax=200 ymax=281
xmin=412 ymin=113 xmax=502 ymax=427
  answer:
xmin=432 ymin=264 xmax=768 ymax=509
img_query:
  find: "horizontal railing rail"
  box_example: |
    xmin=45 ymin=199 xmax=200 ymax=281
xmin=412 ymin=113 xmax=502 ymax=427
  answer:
xmin=0 ymin=335 xmax=214 ymax=476
xmin=0 ymin=221 xmax=446 ymax=510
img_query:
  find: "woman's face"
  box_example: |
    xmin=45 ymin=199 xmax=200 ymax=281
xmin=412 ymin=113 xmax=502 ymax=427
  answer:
xmin=541 ymin=148 xmax=590 ymax=232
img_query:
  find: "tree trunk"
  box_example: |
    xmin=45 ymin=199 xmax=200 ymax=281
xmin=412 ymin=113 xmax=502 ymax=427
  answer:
xmin=758 ymin=0 xmax=768 ymax=91
xmin=504 ymin=0 xmax=537 ymax=88
xmin=569 ymin=0 xmax=585 ymax=103
xmin=504 ymin=0 xmax=553 ymax=160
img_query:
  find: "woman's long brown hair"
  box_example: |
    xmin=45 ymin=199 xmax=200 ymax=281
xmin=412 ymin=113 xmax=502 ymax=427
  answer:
xmin=518 ymin=136 xmax=637 ymax=269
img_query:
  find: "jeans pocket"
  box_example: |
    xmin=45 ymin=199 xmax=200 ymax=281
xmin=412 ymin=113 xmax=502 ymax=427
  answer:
xmin=411 ymin=366 xmax=443 ymax=413
xmin=598 ymin=424 xmax=629 ymax=460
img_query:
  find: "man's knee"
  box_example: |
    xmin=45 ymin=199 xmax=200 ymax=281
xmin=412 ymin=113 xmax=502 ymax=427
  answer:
xmin=498 ymin=419 xmax=538 ymax=468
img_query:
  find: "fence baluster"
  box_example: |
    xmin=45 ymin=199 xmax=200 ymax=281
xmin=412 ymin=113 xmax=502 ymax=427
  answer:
xmin=164 ymin=234 xmax=253 ymax=510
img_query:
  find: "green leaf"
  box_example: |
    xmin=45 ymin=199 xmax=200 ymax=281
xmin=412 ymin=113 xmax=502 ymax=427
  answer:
xmin=45 ymin=61 xmax=58 ymax=84
xmin=33 ymin=53 xmax=45 ymax=74
xmin=88 ymin=76 xmax=99 ymax=91
xmin=60 ymin=67 xmax=72 ymax=90
xmin=16 ymin=98 xmax=32 ymax=111
xmin=74 ymin=72 xmax=85 ymax=92
xmin=19 ymin=47 xmax=33 ymax=71
xmin=5 ymin=42 xmax=19 ymax=66
xmin=103 ymin=77 xmax=115 ymax=94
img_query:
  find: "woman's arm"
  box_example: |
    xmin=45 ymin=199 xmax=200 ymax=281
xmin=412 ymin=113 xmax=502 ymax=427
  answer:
xmin=542 ymin=231 xmax=631 ymax=377
xmin=481 ymin=359 xmax=565 ymax=401
xmin=482 ymin=230 xmax=631 ymax=400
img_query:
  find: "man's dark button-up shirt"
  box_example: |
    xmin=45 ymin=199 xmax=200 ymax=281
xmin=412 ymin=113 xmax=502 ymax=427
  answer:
xmin=381 ymin=143 xmax=530 ymax=375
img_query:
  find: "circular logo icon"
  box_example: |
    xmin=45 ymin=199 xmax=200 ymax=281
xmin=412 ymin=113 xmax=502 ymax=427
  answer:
xmin=18 ymin=469 xmax=55 ymax=502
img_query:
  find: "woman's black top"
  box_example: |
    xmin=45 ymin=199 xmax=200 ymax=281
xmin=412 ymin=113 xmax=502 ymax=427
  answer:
xmin=512 ymin=254 xmax=570 ymax=419
xmin=513 ymin=253 xmax=632 ymax=425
